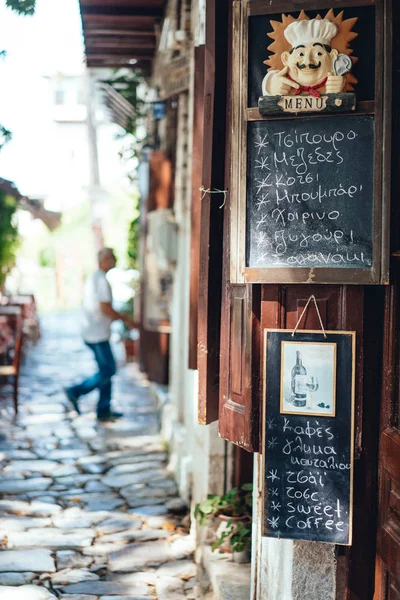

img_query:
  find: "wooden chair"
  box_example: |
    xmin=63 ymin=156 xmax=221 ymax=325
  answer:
xmin=0 ymin=306 xmax=23 ymax=414
xmin=7 ymin=295 xmax=40 ymax=343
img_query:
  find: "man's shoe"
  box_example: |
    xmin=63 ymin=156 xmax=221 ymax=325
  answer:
xmin=64 ymin=388 xmax=81 ymax=415
xmin=97 ymin=411 xmax=123 ymax=422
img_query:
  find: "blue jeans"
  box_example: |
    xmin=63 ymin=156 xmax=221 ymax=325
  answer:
xmin=69 ymin=340 xmax=116 ymax=417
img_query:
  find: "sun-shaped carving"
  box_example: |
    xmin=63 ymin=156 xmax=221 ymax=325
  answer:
xmin=264 ymin=9 xmax=358 ymax=92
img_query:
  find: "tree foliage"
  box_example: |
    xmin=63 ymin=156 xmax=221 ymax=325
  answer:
xmin=127 ymin=214 xmax=140 ymax=270
xmin=0 ymin=125 xmax=12 ymax=151
xmin=1 ymin=1 xmax=36 ymax=148
xmin=5 ymin=0 xmax=36 ymax=15
xmin=0 ymin=191 xmax=20 ymax=287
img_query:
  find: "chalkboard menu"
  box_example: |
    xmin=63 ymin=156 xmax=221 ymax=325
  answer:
xmin=263 ymin=329 xmax=355 ymax=545
xmin=247 ymin=116 xmax=374 ymax=271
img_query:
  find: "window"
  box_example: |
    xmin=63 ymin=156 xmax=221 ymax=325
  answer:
xmin=55 ymin=89 xmax=65 ymax=105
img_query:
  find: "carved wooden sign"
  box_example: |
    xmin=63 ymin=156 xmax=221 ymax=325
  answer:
xmin=258 ymin=11 xmax=358 ymax=115
xmin=229 ymin=2 xmax=390 ymax=285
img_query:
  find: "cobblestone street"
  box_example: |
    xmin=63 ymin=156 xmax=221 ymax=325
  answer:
xmin=0 ymin=315 xmax=197 ymax=600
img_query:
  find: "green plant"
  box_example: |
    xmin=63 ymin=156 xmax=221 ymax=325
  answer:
xmin=195 ymin=483 xmax=253 ymax=525
xmin=195 ymin=484 xmax=253 ymax=554
xmin=212 ymin=519 xmax=252 ymax=553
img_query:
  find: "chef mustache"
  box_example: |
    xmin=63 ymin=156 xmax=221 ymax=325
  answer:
xmin=296 ymin=62 xmax=322 ymax=70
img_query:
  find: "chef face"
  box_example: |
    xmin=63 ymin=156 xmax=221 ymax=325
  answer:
xmin=282 ymin=43 xmax=338 ymax=86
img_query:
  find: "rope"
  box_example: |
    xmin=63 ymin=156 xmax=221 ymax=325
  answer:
xmin=199 ymin=186 xmax=228 ymax=209
xmin=291 ymin=295 xmax=327 ymax=338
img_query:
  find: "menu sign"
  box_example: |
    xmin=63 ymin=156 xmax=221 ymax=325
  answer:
xmin=263 ymin=329 xmax=355 ymax=545
xmin=246 ymin=115 xmax=374 ymax=271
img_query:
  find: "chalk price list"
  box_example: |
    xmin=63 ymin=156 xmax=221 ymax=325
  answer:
xmin=247 ymin=117 xmax=374 ymax=270
xmin=264 ymin=416 xmax=351 ymax=542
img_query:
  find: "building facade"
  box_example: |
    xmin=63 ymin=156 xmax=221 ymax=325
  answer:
xmin=79 ymin=1 xmax=400 ymax=599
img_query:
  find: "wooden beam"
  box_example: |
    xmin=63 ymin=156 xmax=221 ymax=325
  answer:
xmin=84 ymin=27 xmax=155 ymax=35
xmin=189 ymin=45 xmax=205 ymax=369
xmin=87 ymin=39 xmax=156 ymax=49
xmin=81 ymin=0 xmax=163 ymax=6
xmin=87 ymin=58 xmax=152 ymax=66
xmin=87 ymin=45 xmax=154 ymax=55
xmin=87 ymin=52 xmax=154 ymax=59
xmin=85 ymin=32 xmax=156 ymax=40
xmin=83 ymin=14 xmax=155 ymax=26
xmin=248 ymin=0 xmax=375 ymax=14
xmin=81 ymin=6 xmax=163 ymax=17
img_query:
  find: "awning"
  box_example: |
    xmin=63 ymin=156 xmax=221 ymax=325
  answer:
xmin=79 ymin=0 xmax=165 ymax=69
xmin=100 ymin=82 xmax=136 ymax=130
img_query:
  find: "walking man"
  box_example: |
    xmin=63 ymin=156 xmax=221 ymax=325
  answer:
xmin=65 ymin=247 xmax=135 ymax=421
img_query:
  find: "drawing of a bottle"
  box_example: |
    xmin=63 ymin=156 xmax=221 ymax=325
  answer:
xmin=291 ymin=350 xmax=307 ymax=407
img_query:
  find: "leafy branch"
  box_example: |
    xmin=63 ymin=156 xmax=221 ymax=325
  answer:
xmin=5 ymin=0 xmax=36 ymax=15
xmin=0 ymin=1 xmax=36 ymax=148
xmin=0 ymin=190 xmax=20 ymax=287
xmin=0 ymin=126 xmax=12 ymax=151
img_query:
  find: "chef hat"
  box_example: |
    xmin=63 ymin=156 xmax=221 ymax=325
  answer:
xmin=284 ymin=18 xmax=338 ymax=48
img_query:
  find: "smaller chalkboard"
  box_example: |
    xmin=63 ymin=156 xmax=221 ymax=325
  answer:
xmin=263 ymin=329 xmax=355 ymax=545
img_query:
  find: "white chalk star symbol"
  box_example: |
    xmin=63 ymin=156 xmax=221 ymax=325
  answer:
xmin=267 ymin=469 xmax=279 ymax=482
xmin=257 ymin=247 xmax=275 ymax=262
xmin=256 ymin=214 xmax=268 ymax=230
xmin=254 ymin=231 xmax=268 ymax=247
xmin=270 ymin=488 xmax=279 ymax=497
xmin=255 ymin=134 xmax=269 ymax=154
xmin=266 ymin=417 xmax=275 ymax=430
xmin=268 ymin=516 xmax=280 ymax=529
xmin=255 ymin=157 xmax=271 ymax=171
xmin=267 ymin=437 xmax=278 ymax=449
xmin=255 ymin=175 xmax=272 ymax=195
xmin=255 ymin=194 xmax=270 ymax=210
xmin=271 ymin=501 xmax=281 ymax=511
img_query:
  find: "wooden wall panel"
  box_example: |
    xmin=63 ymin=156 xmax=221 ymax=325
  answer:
xmin=219 ymin=284 xmax=260 ymax=451
xmin=198 ymin=0 xmax=230 ymax=423
xmin=189 ymin=45 xmax=205 ymax=370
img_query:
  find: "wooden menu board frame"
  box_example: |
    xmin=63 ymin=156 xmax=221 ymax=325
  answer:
xmin=262 ymin=328 xmax=356 ymax=545
xmin=229 ymin=0 xmax=391 ymax=284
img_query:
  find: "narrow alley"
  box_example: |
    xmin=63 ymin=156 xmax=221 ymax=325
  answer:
xmin=0 ymin=314 xmax=197 ymax=600
xmin=1 ymin=0 xmax=399 ymax=597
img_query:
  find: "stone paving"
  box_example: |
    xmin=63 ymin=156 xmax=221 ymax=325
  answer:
xmin=0 ymin=315 xmax=197 ymax=600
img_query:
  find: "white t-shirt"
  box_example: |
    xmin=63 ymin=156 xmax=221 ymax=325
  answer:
xmin=81 ymin=270 xmax=113 ymax=343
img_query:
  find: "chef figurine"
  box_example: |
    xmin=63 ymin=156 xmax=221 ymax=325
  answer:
xmin=262 ymin=18 xmax=347 ymax=97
